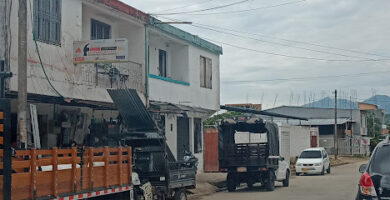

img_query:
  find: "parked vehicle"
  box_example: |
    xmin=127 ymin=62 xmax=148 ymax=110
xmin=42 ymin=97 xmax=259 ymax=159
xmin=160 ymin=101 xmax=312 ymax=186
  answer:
xmin=295 ymin=147 xmax=330 ymax=176
xmin=356 ymin=136 xmax=390 ymax=200
xmin=218 ymin=115 xmax=289 ymax=192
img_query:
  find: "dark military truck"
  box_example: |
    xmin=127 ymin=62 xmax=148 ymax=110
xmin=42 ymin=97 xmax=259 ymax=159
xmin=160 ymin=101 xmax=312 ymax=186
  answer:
xmin=218 ymin=116 xmax=289 ymax=192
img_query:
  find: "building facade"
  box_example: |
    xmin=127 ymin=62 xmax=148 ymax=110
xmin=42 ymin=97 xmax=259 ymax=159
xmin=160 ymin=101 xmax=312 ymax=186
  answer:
xmin=1 ymin=0 xmax=222 ymax=170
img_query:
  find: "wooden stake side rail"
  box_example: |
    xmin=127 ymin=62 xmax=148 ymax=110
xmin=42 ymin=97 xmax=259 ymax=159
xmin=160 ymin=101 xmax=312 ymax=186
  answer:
xmin=0 ymin=147 xmax=132 ymax=200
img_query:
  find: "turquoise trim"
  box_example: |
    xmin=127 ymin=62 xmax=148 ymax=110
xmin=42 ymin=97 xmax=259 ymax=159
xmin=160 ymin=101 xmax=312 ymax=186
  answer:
xmin=149 ymin=17 xmax=223 ymax=55
xmin=148 ymin=74 xmax=190 ymax=86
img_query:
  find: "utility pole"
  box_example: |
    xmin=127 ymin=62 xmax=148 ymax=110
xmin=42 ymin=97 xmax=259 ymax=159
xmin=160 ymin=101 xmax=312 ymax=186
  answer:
xmin=18 ymin=0 xmax=28 ymax=148
xmin=334 ymin=90 xmax=338 ymax=160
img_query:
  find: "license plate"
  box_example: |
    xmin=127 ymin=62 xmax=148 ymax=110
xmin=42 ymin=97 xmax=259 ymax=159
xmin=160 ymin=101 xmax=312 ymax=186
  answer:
xmin=302 ymin=168 xmax=308 ymax=172
xmin=237 ymin=167 xmax=247 ymax=172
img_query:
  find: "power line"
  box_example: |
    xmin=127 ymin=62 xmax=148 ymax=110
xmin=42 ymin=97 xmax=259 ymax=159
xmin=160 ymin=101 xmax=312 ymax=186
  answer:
xmin=156 ymin=0 xmax=215 ymax=13
xmin=189 ymin=23 xmax=379 ymax=60
xmin=169 ymin=0 xmax=306 ymax=15
xmin=157 ymin=16 xmax=390 ymax=59
xmin=202 ymin=36 xmax=390 ymax=62
xmin=150 ymin=0 xmax=252 ymax=15
xmin=222 ymin=70 xmax=390 ymax=83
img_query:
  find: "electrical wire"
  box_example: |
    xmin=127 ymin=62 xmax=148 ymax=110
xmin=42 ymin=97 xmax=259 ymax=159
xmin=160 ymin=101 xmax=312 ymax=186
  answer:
xmin=190 ymin=23 xmax=379 ymax=60
xmin=150 ymin=0 xmax=252 ymax=15
xmin=156 ymin=0 xmax=216 ymax=13
xmin=196 ymin=24 xmax=390 ymax=58
xmin=29 ymin=0 xmax=65 ymax=99
xmin=202 ymin=36 xmax=390 ymax=62
xmin=222 ymin=70 xmax=390 ymax=83
xmin=167 ymin=0 xmax=306 ymax=15
xmin=157 ymin=16 xmax=390 ymax=59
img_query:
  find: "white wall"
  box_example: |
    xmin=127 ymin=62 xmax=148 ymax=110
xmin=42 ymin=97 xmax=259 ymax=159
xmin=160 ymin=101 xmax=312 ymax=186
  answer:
xmin=278 ymin=125 xmax=311 ymax=160
xmin=149 ymin=40 xmax=220 ymax=111
xmin=165 ymin=114 xmax=178 ymax=159
xmin=7 ymin=0 xmax=146 ymax=103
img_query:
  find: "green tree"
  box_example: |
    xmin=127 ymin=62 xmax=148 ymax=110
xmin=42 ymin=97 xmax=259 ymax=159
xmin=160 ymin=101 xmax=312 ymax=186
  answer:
xmin=203 ymin=111 xmax=242 ymax=126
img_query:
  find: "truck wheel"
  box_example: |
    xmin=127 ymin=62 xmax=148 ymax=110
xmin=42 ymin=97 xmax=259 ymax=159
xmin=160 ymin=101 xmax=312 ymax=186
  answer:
xmin=265 ymin=171 xmax=275 ymax=191
xmin=283 ymin=171 xmax=290 ymax=187
xmin=173 ymin=189 xmax=187 ymax=200
xmin=227 ymin=173 xmax=237 ymax=192
xmin=246 ymin=180 xmax=254 ymax=189
xmin=327 ymin=165 xmax=331 ymax=174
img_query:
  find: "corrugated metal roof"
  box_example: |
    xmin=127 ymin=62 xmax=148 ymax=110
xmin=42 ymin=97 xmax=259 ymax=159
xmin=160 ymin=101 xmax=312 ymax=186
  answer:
xmin=107 ymin=89 xmax=156 ymax=131
xmin=271 ymin=118 xmax=352 ymax=126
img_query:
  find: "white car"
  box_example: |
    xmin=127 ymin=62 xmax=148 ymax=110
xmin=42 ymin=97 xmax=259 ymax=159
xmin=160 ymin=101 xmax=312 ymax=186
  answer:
xmin=295 ymin=147 xmax=330 ymax=175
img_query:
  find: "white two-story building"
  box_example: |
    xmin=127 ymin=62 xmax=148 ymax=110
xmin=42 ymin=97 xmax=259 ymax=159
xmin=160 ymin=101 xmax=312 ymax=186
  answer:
xmin=1 ymin=0 xmax=222 ymax=170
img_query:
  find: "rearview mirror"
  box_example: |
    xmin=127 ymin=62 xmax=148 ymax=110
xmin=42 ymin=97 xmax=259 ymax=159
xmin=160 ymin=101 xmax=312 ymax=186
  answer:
xmin=359 ymin=164 xmax=367 ymax=173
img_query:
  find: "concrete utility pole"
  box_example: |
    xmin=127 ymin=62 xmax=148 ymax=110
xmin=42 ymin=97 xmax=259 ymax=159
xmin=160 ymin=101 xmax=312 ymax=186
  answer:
xmin=334 ymin=90 xmax=338 ymax=160
xmin=18 ymin=0 xmax=28 ymax=148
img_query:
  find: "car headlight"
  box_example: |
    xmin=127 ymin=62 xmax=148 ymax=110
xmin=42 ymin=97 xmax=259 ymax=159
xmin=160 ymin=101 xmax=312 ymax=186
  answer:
xmin=314 ymin=163 xmax=322 ymax=166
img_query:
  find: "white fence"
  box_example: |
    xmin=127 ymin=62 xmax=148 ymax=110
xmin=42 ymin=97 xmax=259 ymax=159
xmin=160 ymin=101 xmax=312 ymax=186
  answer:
xmin=320 ymin=136 xmax=371 ymax=156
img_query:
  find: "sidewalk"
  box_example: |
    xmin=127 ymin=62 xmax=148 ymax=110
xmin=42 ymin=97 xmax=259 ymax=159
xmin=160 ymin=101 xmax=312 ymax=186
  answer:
xmin=188 ymin=172 xmax=226 ymax=200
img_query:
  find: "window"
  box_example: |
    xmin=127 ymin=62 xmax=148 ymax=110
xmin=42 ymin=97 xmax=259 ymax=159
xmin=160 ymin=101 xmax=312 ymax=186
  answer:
xmin=200 ymin=56 xmax=212 ymax=89
xmin=299 ymin=150 xmax=322 ymax=158
xmin=159 ymin=49 xmax=167 ymax=77
xmin=33 ymin=0 xmax=62 ymax=45
xmin=91 ymin=19 xmax=111 ymax=40
xmin=370 ymin=146 xmax=390 ymax=174
xmin=194 ymin=118 xmax=202 ymax=153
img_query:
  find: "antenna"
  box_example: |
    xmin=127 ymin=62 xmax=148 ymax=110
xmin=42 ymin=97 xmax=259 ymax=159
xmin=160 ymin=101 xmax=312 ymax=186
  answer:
xmin=273 ymin=94 xmax=279 ymax=107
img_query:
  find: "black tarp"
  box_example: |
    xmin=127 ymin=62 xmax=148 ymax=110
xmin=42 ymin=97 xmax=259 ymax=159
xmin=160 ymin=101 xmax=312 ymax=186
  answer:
xmin=218 ymin=119 xmax=280 ymax=163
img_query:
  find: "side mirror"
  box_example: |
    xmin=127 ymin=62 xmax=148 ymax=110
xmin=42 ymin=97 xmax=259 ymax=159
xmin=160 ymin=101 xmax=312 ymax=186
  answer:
xmin=359 ymin=164 xmax=367 ymax=173
xmin=280 ymin=157 xmax=285 ymax=161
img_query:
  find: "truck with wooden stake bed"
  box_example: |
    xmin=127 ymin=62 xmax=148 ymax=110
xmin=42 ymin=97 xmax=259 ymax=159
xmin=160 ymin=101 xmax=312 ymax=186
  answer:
xmin=0 ymin=89 xmax=197 ymax=200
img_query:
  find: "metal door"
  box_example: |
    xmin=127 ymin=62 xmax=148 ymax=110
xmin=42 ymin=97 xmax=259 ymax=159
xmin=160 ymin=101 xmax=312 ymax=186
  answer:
xmin=177 ymin=117 xmax=190 ymax=161
xmin=204 ymin=128 xmax=219 ymax=172
xmin=311 ymin=135 xmax=318 ymax=147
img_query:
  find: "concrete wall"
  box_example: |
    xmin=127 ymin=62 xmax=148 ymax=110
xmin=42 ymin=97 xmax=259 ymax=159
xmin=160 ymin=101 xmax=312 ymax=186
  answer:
xmin=6 ymin=0 xmax=146 ymax=103
xmin=148 ymin=33 xmax=220 ymax=111
xmin=164 ymin=114 xmax=205 ymax=171
xmin=278 ymin=125 xmax=311 ymax=161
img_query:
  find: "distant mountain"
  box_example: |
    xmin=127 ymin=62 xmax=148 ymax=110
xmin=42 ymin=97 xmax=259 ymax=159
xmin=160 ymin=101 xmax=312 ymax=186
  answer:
xmin=364 ymin=95 xmax=390 ymax=113
xmin=302 ymin=97 xmax=358 ymax=109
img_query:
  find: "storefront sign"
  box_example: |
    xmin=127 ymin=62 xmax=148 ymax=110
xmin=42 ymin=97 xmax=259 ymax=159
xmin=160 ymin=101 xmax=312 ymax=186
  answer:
xmin=73 ymin=38 xmax=128 ymax=64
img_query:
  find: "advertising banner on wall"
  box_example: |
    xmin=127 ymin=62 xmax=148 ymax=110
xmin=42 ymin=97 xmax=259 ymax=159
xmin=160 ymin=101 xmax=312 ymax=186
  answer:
xmin=73 ymin=38 xmax=128 ymax=64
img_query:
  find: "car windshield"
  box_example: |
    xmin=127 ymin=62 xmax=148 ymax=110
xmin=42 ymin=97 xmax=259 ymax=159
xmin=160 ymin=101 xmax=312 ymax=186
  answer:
xmin=370 ymin=145 xmax=390 ymax=174
xmin=299 ymin=150 xmax=322 ymax=159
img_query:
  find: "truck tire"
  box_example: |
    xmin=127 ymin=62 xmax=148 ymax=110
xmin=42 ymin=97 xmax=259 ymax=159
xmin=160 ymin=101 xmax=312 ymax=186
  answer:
xmin=321 ymin=166 xmax=325 ymax=175
xmin=173 ymin=189 xmax=187 ymax=200
xmin=227 ymin=173 xmax=237 ymax=192
xmin=265 ymin=170 xmax=275 ymax=191
xmin=282 ymin=170 xmax=290 ymax=187
xmin=327 ymin=165 xmax=331 ymax=174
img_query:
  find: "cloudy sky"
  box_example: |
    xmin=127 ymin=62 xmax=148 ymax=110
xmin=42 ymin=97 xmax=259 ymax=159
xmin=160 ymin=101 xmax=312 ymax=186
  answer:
xmin=124 ymin=0 xmax=390 ymax=109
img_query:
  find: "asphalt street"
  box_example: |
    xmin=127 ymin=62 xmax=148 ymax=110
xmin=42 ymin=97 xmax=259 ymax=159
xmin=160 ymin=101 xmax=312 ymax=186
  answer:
xmin=200 ymin=161 xmax=366 ymax=200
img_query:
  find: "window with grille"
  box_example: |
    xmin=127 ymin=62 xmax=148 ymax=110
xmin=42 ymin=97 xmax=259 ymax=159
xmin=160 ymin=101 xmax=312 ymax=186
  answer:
xmin=33 ymin=0 xmax=62 ymax=45
xmin=200 ymin=56 xmax=212 ymax=89
xmin=91 ymin=19 xmax=111 ymax=40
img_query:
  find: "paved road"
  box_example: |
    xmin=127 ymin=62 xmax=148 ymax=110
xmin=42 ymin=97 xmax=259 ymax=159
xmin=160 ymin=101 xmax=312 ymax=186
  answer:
xmin=200 ymin=161 xmax=366 ymax=200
